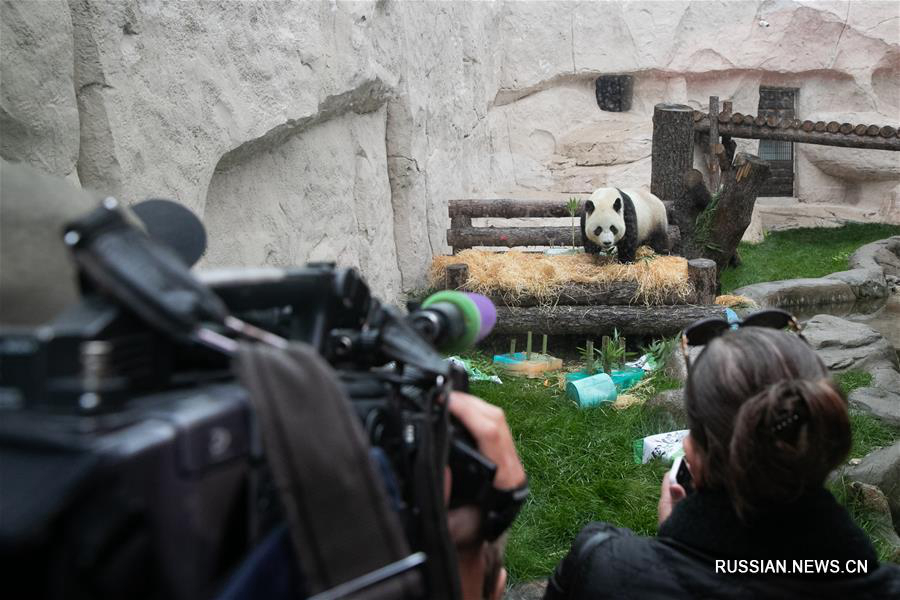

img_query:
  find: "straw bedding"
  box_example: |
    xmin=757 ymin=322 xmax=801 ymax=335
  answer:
xmin=429 ymin=248 xmax=694 ymax=306
xmin=714 ymin=294 xmax=757 ymax=309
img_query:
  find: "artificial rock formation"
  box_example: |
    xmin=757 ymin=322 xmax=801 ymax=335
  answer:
xmin=2 ymin=1 xmax=898 ymax=303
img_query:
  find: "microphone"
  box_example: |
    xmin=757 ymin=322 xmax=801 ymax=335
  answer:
xmin=131 ymin=199 xmax=207 ymax=267
xmin=409 ymin=291 xmax=497 ymax=355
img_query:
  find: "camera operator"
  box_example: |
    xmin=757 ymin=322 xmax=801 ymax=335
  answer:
xmin=0 ymin=159 xmax=528 ymax=600
xmin=544 ymin=325 xmax=900 ymax=600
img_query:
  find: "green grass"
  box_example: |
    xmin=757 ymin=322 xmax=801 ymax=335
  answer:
xmin=836 ymin=370 xmax=874 ymax=397
xmin=720 ymin=223 xmax=900 ymax=293
xmin=471 ymin=366 xmax=900 ymax=580
xmin=471 ymin=373 xmax=680 ymax=580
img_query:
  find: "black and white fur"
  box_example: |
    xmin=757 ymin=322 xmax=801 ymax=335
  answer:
xmin=580 ymin=187 xmax=669 ymax=263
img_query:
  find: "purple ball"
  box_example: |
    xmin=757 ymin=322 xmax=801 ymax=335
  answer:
xmin=465 ymin=293 xmax=497 ymax=342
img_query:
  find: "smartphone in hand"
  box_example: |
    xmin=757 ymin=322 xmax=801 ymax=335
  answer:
xmin=669 ymin=456 xmax=694 ymax=495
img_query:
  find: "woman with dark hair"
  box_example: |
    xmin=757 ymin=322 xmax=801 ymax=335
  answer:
xmin=544 ymin=323 xmax=900 ymax=599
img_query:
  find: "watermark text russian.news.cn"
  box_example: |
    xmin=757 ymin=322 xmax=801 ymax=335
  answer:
xmin=715 ymin=559 xmax=869 ymax=575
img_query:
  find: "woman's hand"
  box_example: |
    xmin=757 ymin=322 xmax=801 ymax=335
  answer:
xmin=657 ymin=471 xmax=686 ymax=526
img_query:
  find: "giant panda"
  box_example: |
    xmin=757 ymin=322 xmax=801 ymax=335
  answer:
xmin=580 ymin=187 xmax=669 ymax=263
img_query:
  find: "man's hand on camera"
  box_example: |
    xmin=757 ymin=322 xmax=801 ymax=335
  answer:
xmin=448 ymin=391 xmax=526 ymax=490
xmin=446 ymin=392 xmax=523 ymax=600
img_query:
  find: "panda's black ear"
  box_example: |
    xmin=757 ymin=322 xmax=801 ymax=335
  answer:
xmin=585 ymin=200 xmax=594 ymax=214
xmin=613 ymin=197 xmax=622 ymax=213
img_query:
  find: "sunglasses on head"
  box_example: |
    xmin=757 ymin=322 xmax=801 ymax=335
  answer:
xmin=680 ymin=308 xmax=804 ymax=371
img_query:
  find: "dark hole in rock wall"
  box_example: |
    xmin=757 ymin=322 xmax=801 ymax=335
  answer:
xmin=595 ymin=75 xmax=633 ymax=112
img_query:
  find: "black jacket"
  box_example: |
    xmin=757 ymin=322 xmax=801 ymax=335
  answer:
xmin=544 ymin=488 xmax=900 ymax=599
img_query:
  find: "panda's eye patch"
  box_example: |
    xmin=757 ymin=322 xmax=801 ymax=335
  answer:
xmin=594 ymin=226 xmax=603 ymax=236
xmin=610 ymin=225 xmax=618 ymax=235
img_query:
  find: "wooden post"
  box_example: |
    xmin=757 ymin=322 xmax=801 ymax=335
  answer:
xmin=688 ymin=258 xmax=717 ymax=304
xmin=526 ymin=331 xmax=533 ymax=359
xmin=542 ymin=334 xmax=548 ymax=355
xmin=445 ymin=263 xmax=469 ymax=290
xmin=651 ymin=103 xmax=695 ymax=205
xmin=600 ymin=336 xmax=610 ymax=374
xmin=510 ymin=338 xmax=516 ymax=355
xmin=448 ymin=215 xmax=471 ymax=254
xmin=707 ymin=96 xmax=720 ymax=191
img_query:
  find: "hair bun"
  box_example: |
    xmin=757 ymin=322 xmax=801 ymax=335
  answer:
xmin=727 ymin=377 xmax=850 ymax=519
xmin=763 ymin=380 xmax=813 ymax=439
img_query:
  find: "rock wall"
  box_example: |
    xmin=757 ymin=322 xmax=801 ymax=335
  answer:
xmin=2 ymin=0 xmax=898 ymax=303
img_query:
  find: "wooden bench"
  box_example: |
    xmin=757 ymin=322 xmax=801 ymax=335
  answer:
xmin=447 ymin=198 xmax=680 ymax=254
xmin=441 ymin=198 xmax=725 ymax=338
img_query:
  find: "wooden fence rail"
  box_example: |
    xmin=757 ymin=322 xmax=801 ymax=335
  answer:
xmin=692 ymin=108 xmax=899 ymax=151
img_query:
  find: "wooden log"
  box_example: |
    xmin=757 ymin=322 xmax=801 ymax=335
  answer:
xmin=445 ymin=263 xmax=469 ymax=290
xmin=826 ymin=121 xmax=840 ymax=133
xmin=651 ymin=104 xmax=696 ymax=205
xmin=715 ymin=145 xmax=731 ymax=173
xmin=866 ymin=125 xmax=879 ymax=136
xmin=765 ymin=115 xmax=778 ymax=127
xmin=492 ymin=304 xmax=727 ymax=337
xmin=446 ymin=225 xmax=682 ymax=251
xmin=449 ymin=198 xmax=576 ymax=218
xmin=790 ymin=119 xmax=802 ymax=129
xmin=703 ymin=153 xmax=770 ymax=274
xmin=721 ymin=100 xmax=733 ymax=119
xmin=708 ymin=96 xmax=719 ymax=140
xmin=881 ymin=126 xmax=897 ymax=138
xmin=447 ymin=226 xmax=571 ymax=248
xmin=472 ymin=281 xmax=694 ymax=307
xmin=814 ymin=121 xmax=827 ymax=132
xmin=854 ymin=124 xmax=868 ymax=135
xmin=693 ymin=111 xmax=703 ymax=122
xmin=731 ymin=112 xmax=744 ymax=124
xmin=801 ymin=120 xmax=814 ymax=132
xmin=708 ymin=96 xmax=720 ymax=191
xmin=743 ymin=115 xmax=756 ymax=126
xmin=779 ymin=118 xmax=792 ymax=129
xmin=692 ymin=120 xmax=900 ymax=151
xmin=839 ymin=123 xmax=853 ymax=134
xmin=754 ymin=115 xmax=766 ymax=127
xmin=449 ymin=215 xmax=472 ymax=253
xmin=688 ymin=258 xmax=717 ymax=304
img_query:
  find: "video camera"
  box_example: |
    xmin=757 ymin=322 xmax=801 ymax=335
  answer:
xmin=0 ymin=199 xmax=521 ymax=600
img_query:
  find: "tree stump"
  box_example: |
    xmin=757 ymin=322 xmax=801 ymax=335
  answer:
xmin=650 ymin=104 xmax=695 ymax=205
xmin=688 ymin=258 xmax=717 ymax=304
xmin=704 ymin=153 xmax=770 ymax=273
xmin=676 ymin=153 xmax=770 ymax=278
xmin=445 ymin=263 xmax=469 ymax=290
